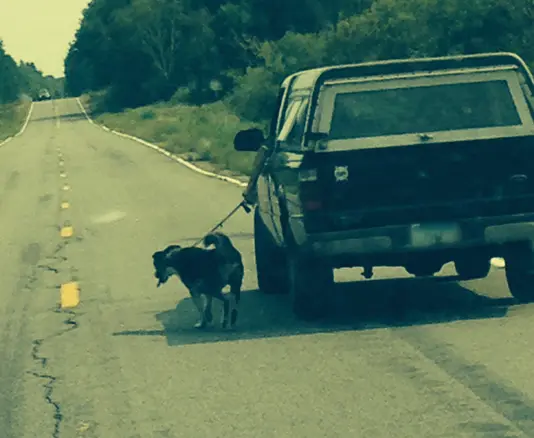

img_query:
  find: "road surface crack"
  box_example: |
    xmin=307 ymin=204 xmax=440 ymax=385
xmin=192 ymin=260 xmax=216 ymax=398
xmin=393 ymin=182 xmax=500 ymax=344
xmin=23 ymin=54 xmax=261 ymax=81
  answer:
xmin=37 ymin=265 xmax=59 ymax=273
xmin=28 ymin=309 xmax=79 ymax=438
xmin=28 ymin=212 xmax=80 ymax=437
xmin=29 ymin=340 xmax=62 ymax=438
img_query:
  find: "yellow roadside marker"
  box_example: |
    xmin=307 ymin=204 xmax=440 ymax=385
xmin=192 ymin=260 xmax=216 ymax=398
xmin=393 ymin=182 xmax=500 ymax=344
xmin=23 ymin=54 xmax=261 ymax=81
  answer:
xmin=60 ymin=226 xmax=73 ymax=238
xmin=60 ymin=282 xmax=80 ymax=308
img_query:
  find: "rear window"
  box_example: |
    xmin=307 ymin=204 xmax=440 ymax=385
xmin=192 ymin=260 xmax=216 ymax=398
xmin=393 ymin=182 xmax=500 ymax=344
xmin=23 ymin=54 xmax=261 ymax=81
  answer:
xmin=329 ymin=80 xmax=522 ymax=140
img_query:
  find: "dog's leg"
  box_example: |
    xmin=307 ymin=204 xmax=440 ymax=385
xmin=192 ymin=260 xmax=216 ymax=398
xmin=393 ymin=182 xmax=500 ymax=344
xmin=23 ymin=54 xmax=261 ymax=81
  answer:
xmin=221 ymin=296 xmax=231 ymax=329
xmin=191 ymin=292 xmax=208 ymax=329
xmin=212 ymin=290 xmax=230 ymax=329
xmin=229 ymin=286 xmax=240 ymax=328
xmin=204 ymin=295 xmax=213 ymax=325
xmin=229 ymin=294 xmax=239 ymax=328
xmin=229 ymin=269 xmax=243 ymax=328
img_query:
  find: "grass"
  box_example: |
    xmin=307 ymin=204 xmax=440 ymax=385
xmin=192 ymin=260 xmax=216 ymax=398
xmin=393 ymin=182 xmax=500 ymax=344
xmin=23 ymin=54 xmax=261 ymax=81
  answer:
xmin=0 ymin=99 xmax=32 ymax=142
xmin=82 ymin=93 xmax=263 ymax=178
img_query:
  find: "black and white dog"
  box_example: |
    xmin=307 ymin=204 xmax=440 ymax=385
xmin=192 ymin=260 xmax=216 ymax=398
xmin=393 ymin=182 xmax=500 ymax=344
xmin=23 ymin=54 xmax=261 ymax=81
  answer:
xmin=152 ymin=232 xmax=244 ymax=329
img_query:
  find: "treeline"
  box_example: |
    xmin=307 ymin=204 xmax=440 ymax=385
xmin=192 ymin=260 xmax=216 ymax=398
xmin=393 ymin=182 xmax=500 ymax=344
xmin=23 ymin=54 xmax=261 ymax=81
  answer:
xmin=65 ymin=0 xmax=534 ymax=121
xmin=0 ymin=40 xmax=22 ymax=104
xmin=0 ymin=39 xmax=64 ymax=104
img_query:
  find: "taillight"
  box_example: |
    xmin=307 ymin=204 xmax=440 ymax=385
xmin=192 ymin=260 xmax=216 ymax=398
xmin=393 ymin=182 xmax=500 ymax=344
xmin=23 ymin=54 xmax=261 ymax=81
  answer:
xmin=299 ymin=168 xmax=321 ymax=210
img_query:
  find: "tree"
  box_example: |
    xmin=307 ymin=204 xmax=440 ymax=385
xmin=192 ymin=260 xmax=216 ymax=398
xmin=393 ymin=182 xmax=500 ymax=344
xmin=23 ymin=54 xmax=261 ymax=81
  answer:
xmin=0 ymin=39 xmax=23 ymax=103
xmin=64 ymin=0 xmax=534 ymax=115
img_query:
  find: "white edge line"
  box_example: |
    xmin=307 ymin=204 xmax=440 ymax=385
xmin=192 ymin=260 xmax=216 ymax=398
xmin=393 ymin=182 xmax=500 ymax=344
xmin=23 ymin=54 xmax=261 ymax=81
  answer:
xmin=0 ymin=101 xmax=34 ymax=147
xmin=14 ymin=101 xmax=34 ymax=136
xmin=75 ymin=97 xmax=247 ymax=188
xmin=0 ymin=136 xmax=13 ymax=148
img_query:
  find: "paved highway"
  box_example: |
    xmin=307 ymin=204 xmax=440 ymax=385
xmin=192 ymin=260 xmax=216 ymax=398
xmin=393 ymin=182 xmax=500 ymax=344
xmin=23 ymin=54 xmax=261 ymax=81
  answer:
xmin=2 ymin=98 xmax=534 ymax=438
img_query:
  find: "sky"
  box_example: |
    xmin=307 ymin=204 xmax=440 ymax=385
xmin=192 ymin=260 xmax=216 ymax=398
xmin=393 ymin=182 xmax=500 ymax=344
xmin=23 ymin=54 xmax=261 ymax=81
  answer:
xmin=0 ymin=0 xmax=91 ymax=78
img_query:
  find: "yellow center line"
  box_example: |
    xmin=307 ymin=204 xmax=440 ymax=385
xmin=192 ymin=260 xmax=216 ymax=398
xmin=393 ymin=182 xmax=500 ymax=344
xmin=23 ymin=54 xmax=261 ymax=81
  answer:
xmin=60 ymin=282 xmax=80 ymax=308
xmin=60 ymin=226 xmax=73 ymax=238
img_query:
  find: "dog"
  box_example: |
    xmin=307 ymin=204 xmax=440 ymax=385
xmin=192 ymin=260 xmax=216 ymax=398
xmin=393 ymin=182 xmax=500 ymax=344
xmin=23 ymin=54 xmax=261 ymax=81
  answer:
xmin=152 ymin=231 xmax=244 ymax=329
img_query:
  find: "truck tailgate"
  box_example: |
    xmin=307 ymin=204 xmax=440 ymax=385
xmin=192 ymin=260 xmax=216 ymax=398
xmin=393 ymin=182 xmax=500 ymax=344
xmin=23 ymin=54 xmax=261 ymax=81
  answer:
xmin=300 ymin=136 xmax=534 ymax=232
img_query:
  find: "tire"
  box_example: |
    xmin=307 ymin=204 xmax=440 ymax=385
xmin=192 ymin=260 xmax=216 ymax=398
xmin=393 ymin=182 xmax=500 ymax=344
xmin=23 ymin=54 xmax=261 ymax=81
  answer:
xmin=455 ymin=257 xmax=490 ymax=280
xmin=505 ymin=246 xmax=534 ymax=303
xmin=253 ymin=208 xmax=289 ymax=295
xmin=288 ymin=252 xmax=334 ymax=321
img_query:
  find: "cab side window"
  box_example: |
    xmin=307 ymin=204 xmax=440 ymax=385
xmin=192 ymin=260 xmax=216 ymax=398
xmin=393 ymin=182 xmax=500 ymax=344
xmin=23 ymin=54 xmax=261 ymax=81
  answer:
xmin=285 ymin=98 xmax=309 ymax=148
xmin=273 ymin=78 xmax=300 ymax=137
xmin=277 ymin=97 xmax=309 ymax=152
xmin=268 ymin=87 xmax=287 ymax=144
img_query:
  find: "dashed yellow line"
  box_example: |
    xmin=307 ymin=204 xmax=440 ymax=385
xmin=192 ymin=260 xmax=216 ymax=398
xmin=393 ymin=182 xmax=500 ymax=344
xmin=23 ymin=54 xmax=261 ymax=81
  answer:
xmin=57 ymin=147 xmax=79 ymax=308
xmin=60 ymin=282 xmax=80 ymax=308
xmin=60 ymin=226 xmax=73 ymax=238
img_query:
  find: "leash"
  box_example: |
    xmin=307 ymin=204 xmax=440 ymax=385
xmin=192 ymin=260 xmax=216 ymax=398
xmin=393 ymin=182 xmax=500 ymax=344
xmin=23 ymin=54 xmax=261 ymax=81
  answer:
xmin=192 ymin=200 xmax=252 ymax=247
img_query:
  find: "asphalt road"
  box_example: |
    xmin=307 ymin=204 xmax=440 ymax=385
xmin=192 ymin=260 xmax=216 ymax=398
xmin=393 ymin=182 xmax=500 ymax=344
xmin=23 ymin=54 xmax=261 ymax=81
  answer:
xmin=2 ymin=98 xmax=534 ymax=438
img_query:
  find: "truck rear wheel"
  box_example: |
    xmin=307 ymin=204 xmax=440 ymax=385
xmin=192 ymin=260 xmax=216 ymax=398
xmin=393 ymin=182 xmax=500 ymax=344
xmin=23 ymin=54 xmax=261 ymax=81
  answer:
xmin=288 ymin=253 xmax=334 ymax=321
xmin=254 ymin=208 xmax=289 ymax=295
xmin=505 ymin=246 xmax=534 ymax=303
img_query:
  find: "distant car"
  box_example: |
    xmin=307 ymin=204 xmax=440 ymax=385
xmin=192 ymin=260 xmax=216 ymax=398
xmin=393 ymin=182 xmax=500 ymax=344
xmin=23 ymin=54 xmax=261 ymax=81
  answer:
xmin=36 ymin=89 xmax=51 ymax=101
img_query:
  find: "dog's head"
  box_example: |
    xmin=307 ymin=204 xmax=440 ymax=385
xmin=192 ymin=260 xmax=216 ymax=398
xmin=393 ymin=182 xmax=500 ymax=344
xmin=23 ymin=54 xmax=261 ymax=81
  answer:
xmin=152 ymin=245 xmax=181 ymax=287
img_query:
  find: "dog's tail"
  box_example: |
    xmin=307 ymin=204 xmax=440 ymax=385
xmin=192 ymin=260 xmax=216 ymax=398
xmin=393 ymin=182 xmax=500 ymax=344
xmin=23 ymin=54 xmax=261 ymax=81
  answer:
xmin=203 ymin=231 xmax=232 ymax=250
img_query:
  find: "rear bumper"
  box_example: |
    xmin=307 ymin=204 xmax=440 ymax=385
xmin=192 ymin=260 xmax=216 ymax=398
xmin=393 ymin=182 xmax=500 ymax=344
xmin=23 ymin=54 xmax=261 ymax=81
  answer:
xmin=289 ymin=212 xmax=534 ymax=258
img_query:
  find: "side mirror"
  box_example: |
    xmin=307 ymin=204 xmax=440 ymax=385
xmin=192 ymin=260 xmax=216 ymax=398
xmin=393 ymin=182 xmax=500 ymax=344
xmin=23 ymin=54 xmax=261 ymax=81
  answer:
xmin=233 ymin=128 xmax=265 ymax=152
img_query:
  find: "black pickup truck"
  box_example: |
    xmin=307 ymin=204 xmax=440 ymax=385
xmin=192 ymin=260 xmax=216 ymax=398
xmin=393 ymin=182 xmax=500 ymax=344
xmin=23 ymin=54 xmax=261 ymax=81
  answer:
xmin=233 ymin=52 xmax=534 ymax=321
